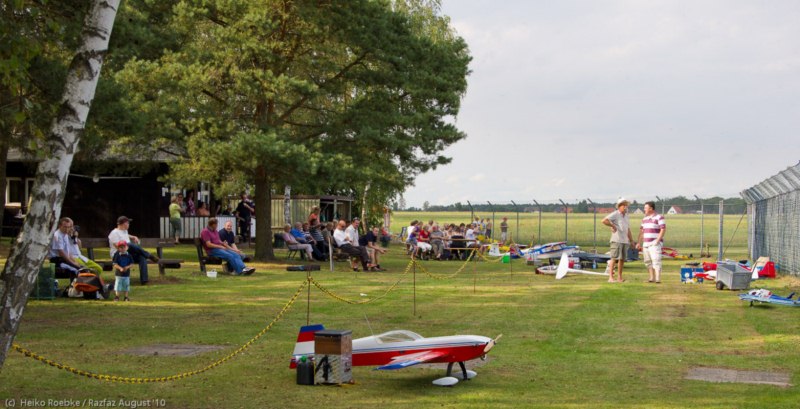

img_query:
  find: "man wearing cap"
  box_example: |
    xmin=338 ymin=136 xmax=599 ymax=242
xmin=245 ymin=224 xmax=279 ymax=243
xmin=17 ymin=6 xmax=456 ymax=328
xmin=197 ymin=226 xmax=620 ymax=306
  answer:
xmin=108 ymin=216 xmax=159 ymax=285
xmin=602 ymin=198 xmax=635 ymax=283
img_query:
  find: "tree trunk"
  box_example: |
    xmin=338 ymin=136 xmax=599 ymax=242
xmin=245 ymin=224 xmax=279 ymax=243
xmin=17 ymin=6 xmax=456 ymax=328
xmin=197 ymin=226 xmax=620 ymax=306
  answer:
xmin=283 ymin=185 xmax=291 ymax=225
xmin=0 ymin=0 xmax=120 ymax=372
xmin=0 ymin=132 xmax=9 ymax=214
xmin=361 ymin=182 xmax=370 ymax=233
xmin=253 ymin=166 xmax=275 ymax=260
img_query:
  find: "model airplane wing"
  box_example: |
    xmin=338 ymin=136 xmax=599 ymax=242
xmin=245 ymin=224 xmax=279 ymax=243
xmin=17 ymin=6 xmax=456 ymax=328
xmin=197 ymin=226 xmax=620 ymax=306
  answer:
xmin=375 ymin=350 xmax=449 ymax=370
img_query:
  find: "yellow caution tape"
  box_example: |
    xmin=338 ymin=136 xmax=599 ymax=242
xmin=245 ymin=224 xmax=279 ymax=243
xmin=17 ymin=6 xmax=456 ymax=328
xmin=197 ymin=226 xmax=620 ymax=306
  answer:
xmin=12 ymin=280 xmax=308 ymax=383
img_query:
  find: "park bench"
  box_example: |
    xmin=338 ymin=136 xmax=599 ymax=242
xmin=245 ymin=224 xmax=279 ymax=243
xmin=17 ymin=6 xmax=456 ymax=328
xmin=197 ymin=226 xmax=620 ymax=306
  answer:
xmin=79 ymin=237 xmax=183 ymax=275
xmin=194 ymin=238 xmax=252 ymax=274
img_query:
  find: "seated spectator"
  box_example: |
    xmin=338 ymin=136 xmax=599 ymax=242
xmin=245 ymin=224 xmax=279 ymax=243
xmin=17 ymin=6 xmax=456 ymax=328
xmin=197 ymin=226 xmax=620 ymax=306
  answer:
xmin=379 ymin=225 xmax=391 ymax=247
xmin=360 ymin=226 xmax=387 ymax=270
xmin=291 ymin=222 xmax=309 ymax=243
xmin=464 ymin=223 xmax=479 ymax=252
xmin=405 ymin=220 xmax=419 ymax=255
xmin=333 ymin=220 xmax=373 ymax=271
xmin=282 ymin=224 xmax=315 ymax=260
xmin=108 ymin=216 xmax=159 ymax=285
xmin=201 ymin=218 xmax=254 ymax=275
xmin=49 ymin=217 xmax=86 ymax=278
xmin=66 ymin=223 xmax=103 ymax=275
xmin=219 ymin=220 xmax=247 ymax=261
xmin=321 ymin=221 xmax=334 ymax=251
xmin=417 ymin=225 xmax=433 ymax=257
xmin=309 ymin=218 xmax=328 ymax=259
xmin=430 ymin=225 xmax=445 ymax=260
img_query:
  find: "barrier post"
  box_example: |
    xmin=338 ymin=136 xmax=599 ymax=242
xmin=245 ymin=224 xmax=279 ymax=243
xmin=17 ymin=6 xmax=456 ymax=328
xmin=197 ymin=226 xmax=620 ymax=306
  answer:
xmin=306 ymin=271 xmax=311 ymax=325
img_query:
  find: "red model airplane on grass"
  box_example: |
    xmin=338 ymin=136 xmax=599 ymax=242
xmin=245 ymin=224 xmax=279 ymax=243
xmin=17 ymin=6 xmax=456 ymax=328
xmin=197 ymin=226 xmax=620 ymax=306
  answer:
xmin=290 ymin=324 xmax=501 ymax=386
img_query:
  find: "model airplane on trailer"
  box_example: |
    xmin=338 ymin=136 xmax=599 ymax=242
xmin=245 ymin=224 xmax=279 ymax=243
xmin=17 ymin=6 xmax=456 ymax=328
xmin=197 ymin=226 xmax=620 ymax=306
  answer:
xmin=739 ymin=289 xmax=799 ymax=307
xmin=289 ymin=324 xmax=501 ymax=386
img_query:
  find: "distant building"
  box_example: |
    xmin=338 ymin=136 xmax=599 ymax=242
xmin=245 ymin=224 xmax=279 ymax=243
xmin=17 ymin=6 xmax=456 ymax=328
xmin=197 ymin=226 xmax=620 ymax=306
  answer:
xmin=667 ymin=206 xmax=683 ymax=215
xmin=632 ymin=207 xmax=644 ymax=214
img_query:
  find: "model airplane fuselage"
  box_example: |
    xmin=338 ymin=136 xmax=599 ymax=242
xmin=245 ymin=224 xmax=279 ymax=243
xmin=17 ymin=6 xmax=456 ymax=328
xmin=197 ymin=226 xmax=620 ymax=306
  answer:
xmin=290 ymin=325 xmax=499 ymax=385
xmin=739 ymin=289 xmax=799 ymax=307
xmin=527 ymin=241 xmax=579 ymax=260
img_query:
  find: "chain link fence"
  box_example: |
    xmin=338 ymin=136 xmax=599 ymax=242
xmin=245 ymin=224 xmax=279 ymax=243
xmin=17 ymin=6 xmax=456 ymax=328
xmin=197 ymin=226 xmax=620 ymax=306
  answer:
xmin=741 ymin=162 xmax=800 ymax=276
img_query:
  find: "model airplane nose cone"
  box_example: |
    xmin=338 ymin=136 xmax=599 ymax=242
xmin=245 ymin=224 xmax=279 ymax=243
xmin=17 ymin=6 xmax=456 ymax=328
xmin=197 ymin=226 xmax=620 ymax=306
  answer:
xmin=483 ymin=334 xmax=503 ymax=353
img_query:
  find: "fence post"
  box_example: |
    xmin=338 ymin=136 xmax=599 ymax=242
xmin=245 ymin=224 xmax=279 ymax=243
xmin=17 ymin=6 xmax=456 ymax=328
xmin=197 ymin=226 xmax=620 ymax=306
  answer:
xmin=587 ymin=198 xmax=597 ymax=253
xmin=510 ymin=200 xmax=520 ymax=244
xmin=559 ymin=199 xmax=568 ymax=243
xmin=718 ymin=200 xmax=724 ymax=261
xmin=694 ymin=195 xmax=704 ymax=257
xmin=487 ymin=201 xmax=495 ymax=240
xmin=533 ymin=199 xmax=542 ymax=245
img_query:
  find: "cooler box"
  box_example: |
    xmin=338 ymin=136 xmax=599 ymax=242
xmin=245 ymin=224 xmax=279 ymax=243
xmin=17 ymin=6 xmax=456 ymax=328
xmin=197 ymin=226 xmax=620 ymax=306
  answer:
xmin=716 ymin=261 xmax=751 ymax=290
xmin=680 ymin=267 xmax=703 ymax=283
xmin=314 ymin=329 xmax=353 ymax=385
xmin=30 ymin=265 xmax=57 ymax=300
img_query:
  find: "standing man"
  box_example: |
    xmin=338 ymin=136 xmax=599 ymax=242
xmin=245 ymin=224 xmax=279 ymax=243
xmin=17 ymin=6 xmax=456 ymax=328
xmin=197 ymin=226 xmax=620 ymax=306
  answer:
xmin=601 ymin=198 xmax=634 ymax=283
xmin=235 ymin=193 xmax=255 ymax=244
xmin=500 ymin=217 xmax=509 ymax=244
xmin=637 ymin=201 xmax=666 ymax=283
xmin=108 ymin=216 xmax=159 ymax=285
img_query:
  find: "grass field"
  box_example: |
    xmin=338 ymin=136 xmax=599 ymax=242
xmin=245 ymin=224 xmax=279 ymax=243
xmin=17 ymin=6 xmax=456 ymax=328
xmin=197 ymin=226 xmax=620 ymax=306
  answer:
xmin=1 ymin=214 xmax=797 ymax=409
xmin=390 ymin=211 xmax=749 ymax=256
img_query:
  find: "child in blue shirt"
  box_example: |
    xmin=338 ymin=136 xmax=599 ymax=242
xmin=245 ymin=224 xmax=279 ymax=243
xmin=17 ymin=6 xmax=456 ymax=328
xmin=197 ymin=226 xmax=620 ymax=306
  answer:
xmin=112 ymin=240 xmax=134 ymax=301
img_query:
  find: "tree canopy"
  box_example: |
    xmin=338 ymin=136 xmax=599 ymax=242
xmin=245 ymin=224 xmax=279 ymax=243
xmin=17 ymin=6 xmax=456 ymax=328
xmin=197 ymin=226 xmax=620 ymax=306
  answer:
xmin=117 ymin=0 xmax=471 ymax=259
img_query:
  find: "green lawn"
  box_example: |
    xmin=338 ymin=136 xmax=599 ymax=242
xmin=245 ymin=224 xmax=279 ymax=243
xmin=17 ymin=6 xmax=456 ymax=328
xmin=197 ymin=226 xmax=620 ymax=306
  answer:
xmin=1 ymin=233 xmax=797 ymax=408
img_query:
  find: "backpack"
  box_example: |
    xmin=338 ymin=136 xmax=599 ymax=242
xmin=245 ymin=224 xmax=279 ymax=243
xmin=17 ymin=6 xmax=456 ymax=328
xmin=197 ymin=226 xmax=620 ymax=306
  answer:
xmin=74 ymin=272 xmax=106 ymax=299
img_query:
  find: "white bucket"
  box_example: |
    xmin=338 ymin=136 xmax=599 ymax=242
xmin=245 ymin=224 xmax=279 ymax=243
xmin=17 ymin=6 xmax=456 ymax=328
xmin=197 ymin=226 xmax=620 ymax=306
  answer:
xmin=206 ymin=270 xmax=218 ymax=278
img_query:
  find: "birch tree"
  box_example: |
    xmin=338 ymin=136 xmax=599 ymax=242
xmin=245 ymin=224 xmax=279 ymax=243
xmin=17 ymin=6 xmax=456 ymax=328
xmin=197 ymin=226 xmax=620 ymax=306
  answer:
xmin=0 ymin=0 xmax=120 ymax=371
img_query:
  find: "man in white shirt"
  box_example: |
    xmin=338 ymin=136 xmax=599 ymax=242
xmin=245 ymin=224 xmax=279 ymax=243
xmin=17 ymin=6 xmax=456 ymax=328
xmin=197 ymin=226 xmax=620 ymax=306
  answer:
xmin=334 ymin=220 xmax=372 ymax=271
xmin=49 ymin=217 xmax=82 ymax=277
xmin=108 ymin=216 xmax=158 ymax=285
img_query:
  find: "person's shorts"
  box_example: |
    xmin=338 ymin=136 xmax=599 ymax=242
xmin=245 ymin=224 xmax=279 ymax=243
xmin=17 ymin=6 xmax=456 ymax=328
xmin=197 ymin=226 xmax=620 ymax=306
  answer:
xmin=609 ymin=242 xmax=629 ymax=260
xmin=169 ymin=218 xmax=182 ymax=234
xmin=114 ymin=276 xmax=130 ymax=292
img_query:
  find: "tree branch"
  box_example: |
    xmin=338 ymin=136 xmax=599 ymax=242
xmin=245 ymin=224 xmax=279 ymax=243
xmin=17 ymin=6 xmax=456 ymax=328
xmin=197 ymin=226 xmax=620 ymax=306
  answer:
xmin=278 ymin=51 xmax=368 ymax=123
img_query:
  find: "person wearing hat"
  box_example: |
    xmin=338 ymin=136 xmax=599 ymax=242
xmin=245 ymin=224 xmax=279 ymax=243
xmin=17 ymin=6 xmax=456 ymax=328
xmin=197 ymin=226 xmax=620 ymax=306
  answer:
xmin=108 ymin=216 xmax=159 ymax=285
xmin=602 ymin=198 xmax=635 ymax=283
xmin=500 ymin=217 xmax=509 ymax=244
xmin=112 ymin=241 xmax=134 ymax=301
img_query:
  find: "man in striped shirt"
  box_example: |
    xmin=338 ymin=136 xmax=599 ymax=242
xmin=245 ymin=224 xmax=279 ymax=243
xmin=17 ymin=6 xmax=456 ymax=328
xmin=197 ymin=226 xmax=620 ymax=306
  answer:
xmin=637 ymin=201 xmax=666 ymax=283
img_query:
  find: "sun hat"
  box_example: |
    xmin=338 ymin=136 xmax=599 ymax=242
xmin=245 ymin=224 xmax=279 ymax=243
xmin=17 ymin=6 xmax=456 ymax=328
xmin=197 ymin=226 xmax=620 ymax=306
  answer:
xmin=616 ymin=197 xmax=630 ymax=207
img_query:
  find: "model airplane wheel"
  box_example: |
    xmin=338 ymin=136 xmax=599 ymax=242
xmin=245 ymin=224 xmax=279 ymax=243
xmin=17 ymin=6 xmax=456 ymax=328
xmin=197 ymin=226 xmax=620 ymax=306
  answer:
xmin=451 ymin=370 xmax=477 ymax=380
xmin=432 ymin=376 xmax=459 ymax=387
xmin=716 ymin=281 xmax=725 ymax=290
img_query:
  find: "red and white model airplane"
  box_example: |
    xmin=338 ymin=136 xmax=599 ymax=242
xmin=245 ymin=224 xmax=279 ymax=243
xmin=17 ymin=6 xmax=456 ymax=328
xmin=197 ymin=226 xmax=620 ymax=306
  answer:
xmin=290 ymin=324 xmax=501 ymax=386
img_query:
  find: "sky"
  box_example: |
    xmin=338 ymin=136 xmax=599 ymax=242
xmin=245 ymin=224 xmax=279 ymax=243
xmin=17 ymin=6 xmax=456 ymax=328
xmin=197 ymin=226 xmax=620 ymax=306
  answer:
xmin=402 ymin=0 xmax=800 ymax=208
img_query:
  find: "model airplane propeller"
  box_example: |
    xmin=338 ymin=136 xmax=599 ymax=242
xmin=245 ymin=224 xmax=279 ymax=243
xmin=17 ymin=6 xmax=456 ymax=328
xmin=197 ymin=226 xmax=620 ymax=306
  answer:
xmin=290 ymin=325 xmax=500 ymax=386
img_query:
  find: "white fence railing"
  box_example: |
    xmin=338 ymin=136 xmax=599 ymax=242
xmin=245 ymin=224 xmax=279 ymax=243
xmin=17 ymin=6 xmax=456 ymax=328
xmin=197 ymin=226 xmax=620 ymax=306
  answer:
xmin=159 ymin=216 xmax=244 ymax=239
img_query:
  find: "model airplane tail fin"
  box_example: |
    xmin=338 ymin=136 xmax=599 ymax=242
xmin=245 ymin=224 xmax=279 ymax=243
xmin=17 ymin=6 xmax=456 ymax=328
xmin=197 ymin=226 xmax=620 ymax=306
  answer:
xmin=289 ymin=324 xmax=324 ymax=368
